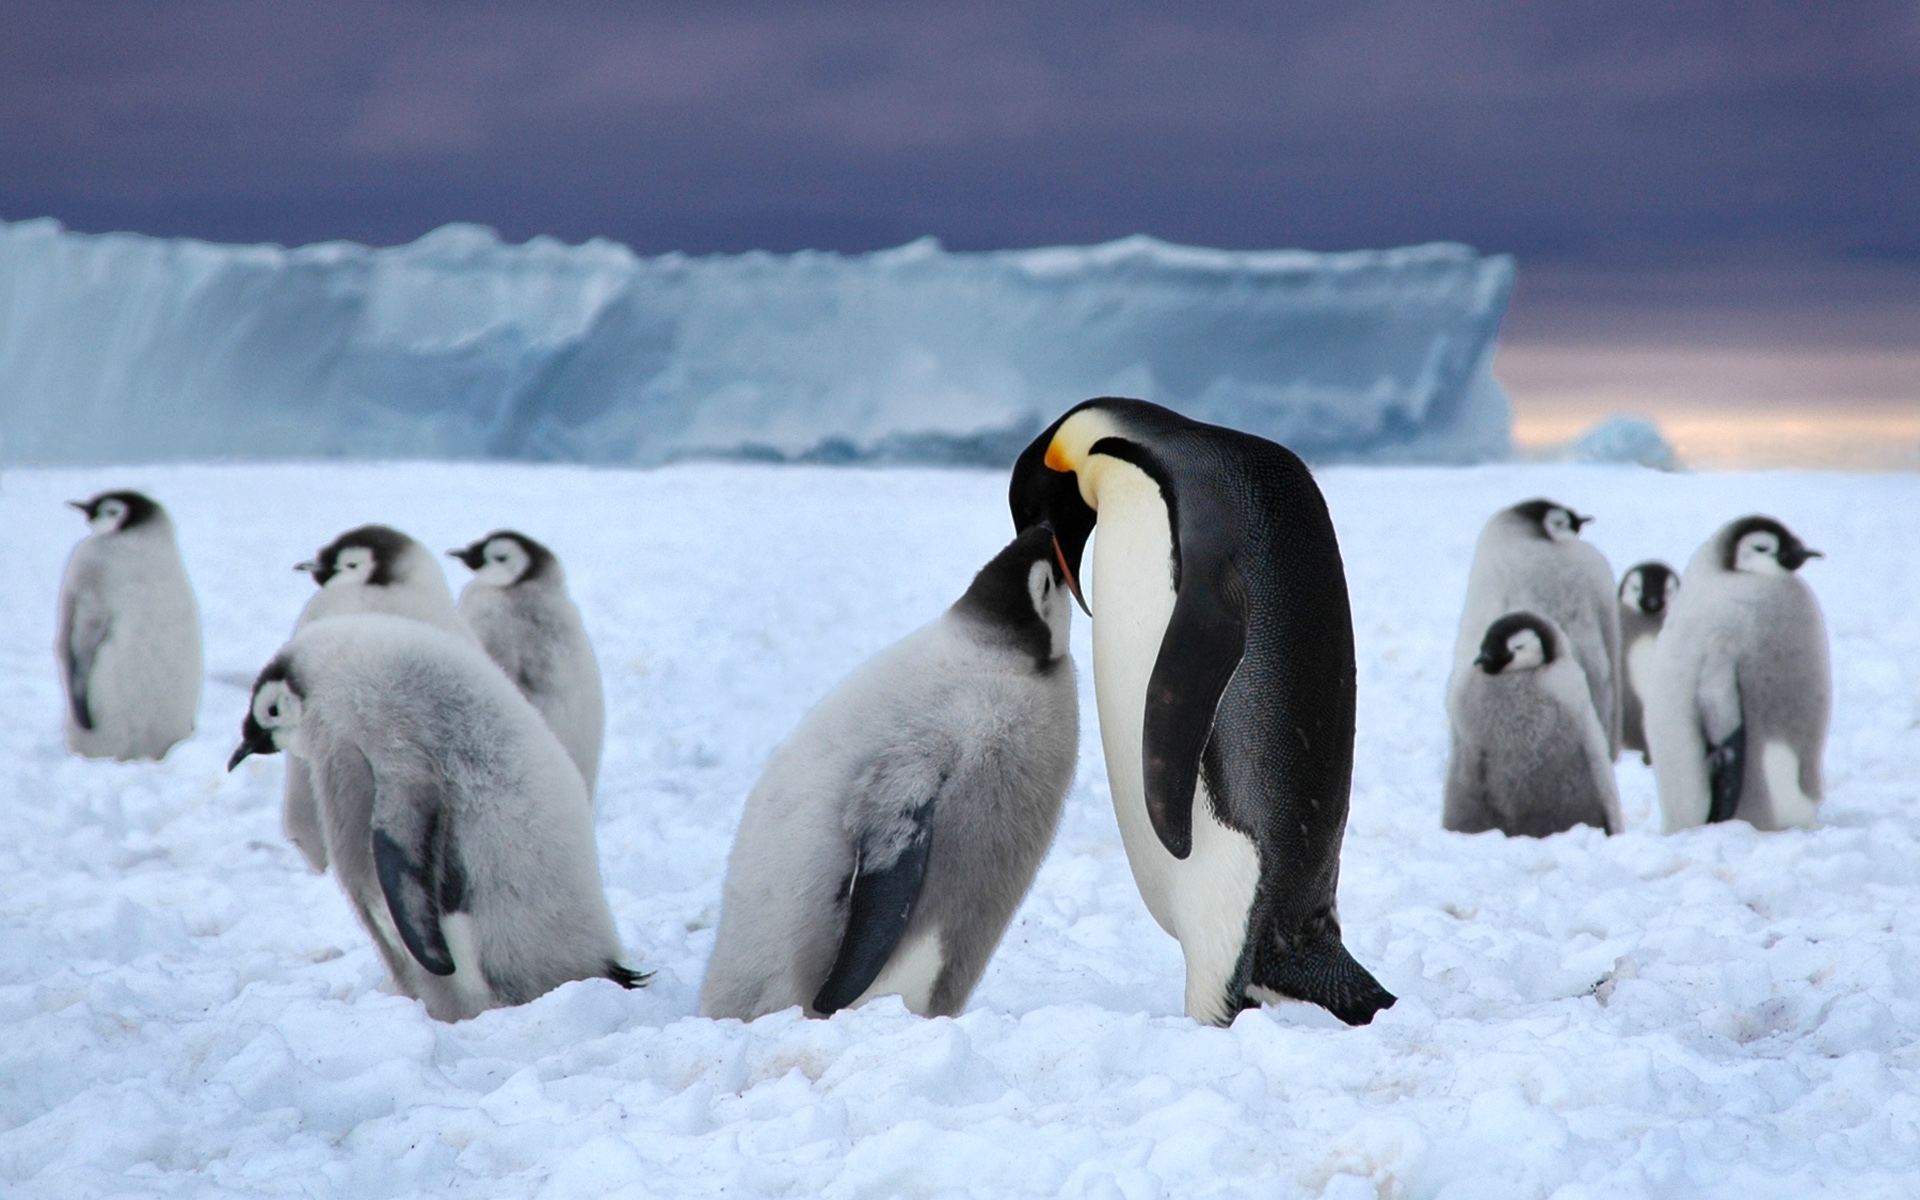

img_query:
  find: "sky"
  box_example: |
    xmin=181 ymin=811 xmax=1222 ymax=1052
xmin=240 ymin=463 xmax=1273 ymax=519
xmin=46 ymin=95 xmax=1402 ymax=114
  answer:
xmin=3 ymin=1 xmax=1914 ymax=274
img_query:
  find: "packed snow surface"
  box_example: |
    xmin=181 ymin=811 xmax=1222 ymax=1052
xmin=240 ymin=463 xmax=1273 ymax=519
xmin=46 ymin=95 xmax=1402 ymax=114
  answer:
xmin=0 ymin=219 xmax=1513 ymax=467
xmin=3 ymin=460 xmax=1919 ymax=1198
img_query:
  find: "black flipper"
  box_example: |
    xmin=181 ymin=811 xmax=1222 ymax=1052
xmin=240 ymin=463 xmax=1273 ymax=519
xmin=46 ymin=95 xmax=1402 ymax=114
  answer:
xmin=61 ymin=593 xmax=109 ymax=731
xmin=812 ymin=824 xmax=933 ymax=1015
xmin=1256 ymin=926 xmax=1397 ymax=1027
xmin=371 ymin=781 xmax=463 ymax=977
xmin=1142 ymin=564 xmax=1248 ymax=859
xmin=1707 ymin=724 xmax=1745 ymax=824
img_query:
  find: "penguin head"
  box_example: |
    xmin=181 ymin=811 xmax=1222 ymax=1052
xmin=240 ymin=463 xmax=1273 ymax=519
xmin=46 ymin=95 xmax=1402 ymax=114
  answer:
xmin=67 ymin=490 xmax=161 ymax=535
xmin=296 ymin=524 xmax=414 ymax=588
xmin=1619 ymin=561 xmax=1678 ymax=615
xmin=1723 ymin=516 xmax=1821 ymax=576
xmin=1010 ymin=406 xmax=1116 ymax=616
xmin=1511 ymin=499 xmax=1592 ymax=544
xmin=953 ymin=525 xmax=1074 ymax=667
xmin=448 ymin=530 xmax=555 ymax=588
xmin=1474 ymin=612 xmax=1558 ymax=675
xmin=228 ymin=660 xmax=304 ymax=769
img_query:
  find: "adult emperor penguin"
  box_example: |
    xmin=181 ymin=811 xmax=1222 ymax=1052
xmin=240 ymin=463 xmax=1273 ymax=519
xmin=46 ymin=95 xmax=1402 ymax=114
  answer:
xmin=701 ymin=527 xmax=1078 ymax=1021
xmin=448 ymin=530 xmax=605 ymax=798
xmin=228 ymin=613 xmax=645 ymax=1021
xmin=1455 ymin=499 xmax=1622 ymax=758
xmin=1618 ymin=561 xmax=1679 ymax=764
xmin=57 ymin=491 xmax=202 ymax=761
xmin=283 ymin=525 xmax=477 ymax=873
xmin=1646 ymin=516 xmax=1829 ymax=832
xmin=1009 ymin=397 xmax=1394 ymax=1027
xmin=1444 ymin=612 xmax=1622 ymax=837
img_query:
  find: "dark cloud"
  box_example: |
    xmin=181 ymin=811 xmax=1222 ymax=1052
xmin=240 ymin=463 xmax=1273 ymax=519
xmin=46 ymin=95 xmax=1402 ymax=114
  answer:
xmin=1 ymin=0 xmax=1915 ymax=268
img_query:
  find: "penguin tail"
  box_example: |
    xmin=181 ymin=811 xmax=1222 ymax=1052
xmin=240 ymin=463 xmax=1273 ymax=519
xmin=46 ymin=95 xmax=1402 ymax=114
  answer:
xmin=606 ymin=962 xmax=653 ymax=989
xmin=1256 ymin=935 xmax=1396 ymax=1027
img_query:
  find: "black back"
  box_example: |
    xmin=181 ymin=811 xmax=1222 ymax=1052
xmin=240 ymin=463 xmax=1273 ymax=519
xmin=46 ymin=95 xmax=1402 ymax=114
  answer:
xmin=77 ymin=490 xmax=161 ymax=530
xmin=1720 ymin=516 xmax=1818 ymax=571
xmin=308 ymin=524 xmax=411 ymax=586
xmin=1475 ymin=612 xmax=1559 ymax=674
xmin=950 ymin=526 xmax=1067 ymax=671
xmin=450 ymin=529 xmax=557 ymax=585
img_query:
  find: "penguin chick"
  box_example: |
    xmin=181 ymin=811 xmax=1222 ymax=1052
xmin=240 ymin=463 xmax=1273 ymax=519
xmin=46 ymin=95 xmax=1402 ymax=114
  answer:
xmin=229 ymin=613 xmax=645 ymax=1021
xmin=700 ymin=526 xmax=1078 ymax=1022
xmin=449 ymin=531 xmax=605 ymax=798
xmin=1618 ymin=561 xmax=1679 ymax=764
xmin=1646 ymin=516 xmax=1829 ymax=832
xmin=1455 ymin=499 xmax=1622 ymax=759
xmin=1444 ymin=612 xmax=1623 ymax=837
xmin=57 ymin=491 xmax=203 ymax=761
xmin=283 ymin=524 xmax=478 ymax=873
xmin=1010 ymin=397 xmax=1394 ymax=1028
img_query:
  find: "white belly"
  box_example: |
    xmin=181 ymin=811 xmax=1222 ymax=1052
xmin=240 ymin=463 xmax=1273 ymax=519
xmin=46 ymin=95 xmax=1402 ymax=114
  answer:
xmin=856 ymin=927 xmax=944 ymax=1015
xmin=1089 ymin=465 xmax=1261 ymax=1024
xmin=1626 ymin=633 xmax=1658 ymax=699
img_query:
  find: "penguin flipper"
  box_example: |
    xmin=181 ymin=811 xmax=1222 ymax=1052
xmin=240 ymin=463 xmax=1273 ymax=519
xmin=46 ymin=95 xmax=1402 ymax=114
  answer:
xmin=1707 ymin=725 xmax=1745 ymax=823
xmin=371 ymin=779 xmax=461 ymax=977
xmin=60 ymin=591 xmax=110 ymax=731
xmin=1143 ymin=564 xmax=1248 ymax=859
xmin=1256 ymin=930 xmax=1397 ymax=1027
xmin=813 ymin=817 xmax=934 ymax=1016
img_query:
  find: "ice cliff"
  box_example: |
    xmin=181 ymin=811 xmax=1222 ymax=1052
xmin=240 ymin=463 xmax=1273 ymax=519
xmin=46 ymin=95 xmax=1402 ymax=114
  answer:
xmin=0 ymin=218 xmax=1513 ymax=466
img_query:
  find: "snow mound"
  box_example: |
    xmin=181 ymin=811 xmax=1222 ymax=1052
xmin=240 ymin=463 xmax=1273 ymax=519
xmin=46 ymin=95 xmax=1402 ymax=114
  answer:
xmin=3 ymin=460 xmax=1918 ymax=1196
xmin=0 ymin=219 xmax=1514 ymax=466
xmin=1572 ymin=415 xmax=1679 ymax=470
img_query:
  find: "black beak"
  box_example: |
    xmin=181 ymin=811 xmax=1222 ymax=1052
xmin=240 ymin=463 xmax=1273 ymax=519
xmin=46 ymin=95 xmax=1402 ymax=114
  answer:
xmin=227 ymin=713 xmax=278 ymax=771
xmin=447 ymin=542 xmax=486 ymax=570
xmin=65 ymin=499 xmax=89 ymax=513
xmin=1010 ymin=423 xmax=1095 ymax=617
xmin=1570 ymin=511 xmax=1594 ymax=531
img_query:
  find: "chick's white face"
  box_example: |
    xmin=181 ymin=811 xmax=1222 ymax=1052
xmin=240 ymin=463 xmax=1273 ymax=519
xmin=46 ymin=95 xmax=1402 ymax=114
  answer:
xmin=475 ymin=536 xmax=532 ymax=587
xmin=251 ymin=680 xmax=305 ymax=754
xmin=1734 ymin=531 xmax=1787 ymax=575
xmin=1620 ymin=572 xmax=1643 ymax=609
xmin=1541 ymin=507 xmax=1578 ymax=543
xmin=1504 ymin=628 xmax=1546 ymax=671
xmin=328 ymin=545 xmax=377 ymax=586
xmin=90 ymin=498 xmax=128 ymax=534
xmin=1027 ymin=559 xmax=1071 ymax=661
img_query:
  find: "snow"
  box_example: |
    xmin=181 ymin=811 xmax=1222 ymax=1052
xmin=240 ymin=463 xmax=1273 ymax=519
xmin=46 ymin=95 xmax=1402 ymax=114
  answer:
xmin=0 ymin=220 xmax=1512 ymax=468
xmin=4 ymin=459 xmax=1919 ymax=1198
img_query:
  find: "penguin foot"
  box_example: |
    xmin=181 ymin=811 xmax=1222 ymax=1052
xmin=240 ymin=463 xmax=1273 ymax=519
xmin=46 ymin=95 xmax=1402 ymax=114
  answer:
xmin=1256 ymin=936 xmax=1396 ymax=1027
xmin=606 ymin=962 xmax=653 ymax=989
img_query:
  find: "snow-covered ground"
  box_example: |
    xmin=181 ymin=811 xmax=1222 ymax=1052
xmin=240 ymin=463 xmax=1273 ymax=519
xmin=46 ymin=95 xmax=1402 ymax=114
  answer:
xmin=3 ymin=460 xmax=1918 ymax=1199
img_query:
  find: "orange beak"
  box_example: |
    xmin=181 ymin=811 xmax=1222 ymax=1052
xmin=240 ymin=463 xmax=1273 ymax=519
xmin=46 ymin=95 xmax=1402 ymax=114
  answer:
xmin=1054 ymin=533 xmax=1090 ymax=616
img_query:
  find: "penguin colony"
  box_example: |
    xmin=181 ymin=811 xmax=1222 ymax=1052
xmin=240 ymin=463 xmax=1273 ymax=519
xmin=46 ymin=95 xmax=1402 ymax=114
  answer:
xmin=1444 ymin=500 xmax=1829 ymax=838
xmin=50 ymin=401 xmax=1833 ymax=1032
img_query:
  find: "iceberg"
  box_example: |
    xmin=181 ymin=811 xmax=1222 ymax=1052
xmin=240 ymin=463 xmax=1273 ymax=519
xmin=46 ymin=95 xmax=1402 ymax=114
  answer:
xmin=0 ymin=218 xmax=1514 ymax=466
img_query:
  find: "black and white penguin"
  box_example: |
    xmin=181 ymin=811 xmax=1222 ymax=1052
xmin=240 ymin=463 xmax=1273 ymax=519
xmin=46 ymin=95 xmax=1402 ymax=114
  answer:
xmin=1444 ymin=612 xmax=1622 ymax=837
xmin=1008 ymin=397 xmax=1394 ymax=1027
xmin=1455 ymin=499 xmax=1622 ymax=758
xmin=229 ymin=613 xmax=645 ymax=1021
xmin=1646 ymin=516 xmax=1829 ymax=831
xmin=1618 ymin=561 xmax=1679 ymax=764
xmin=57 ymin=491 xmax=203 ymax=761
xmin=448 ymin=531 xmax=605 ymax=798
xmin=283 ymin=524 xmax=478 ymax=873
xmin=700 ymin=527 xmax=1078 ymax=1021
